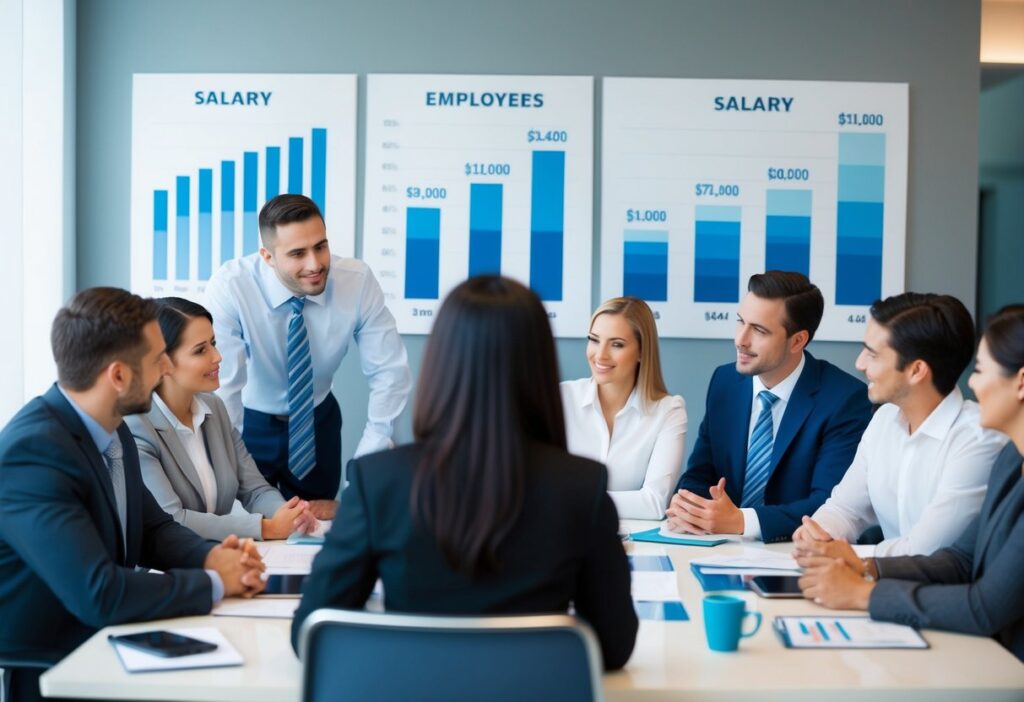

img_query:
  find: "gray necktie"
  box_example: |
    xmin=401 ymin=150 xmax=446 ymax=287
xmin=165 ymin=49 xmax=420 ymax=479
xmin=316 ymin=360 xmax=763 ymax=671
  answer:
xmin=102 ymin=437 xmax=128 ymax=552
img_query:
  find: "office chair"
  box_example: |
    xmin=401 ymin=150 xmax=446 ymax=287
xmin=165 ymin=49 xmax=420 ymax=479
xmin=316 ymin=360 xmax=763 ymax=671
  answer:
xmin=298 ymin=609 xmax=605 ymax=702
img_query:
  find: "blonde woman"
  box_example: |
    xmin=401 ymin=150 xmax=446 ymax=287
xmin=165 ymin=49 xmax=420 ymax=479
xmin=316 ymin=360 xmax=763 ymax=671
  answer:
xmin=561 ymin=297 xmax=687 ymax=519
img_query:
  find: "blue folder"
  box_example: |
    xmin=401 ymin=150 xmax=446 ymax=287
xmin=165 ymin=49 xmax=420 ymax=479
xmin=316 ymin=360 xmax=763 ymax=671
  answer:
xmin=628 ymin=527 xmax=728 ymax=547
xmin=689 ymin=563 xmax=747 ymax=592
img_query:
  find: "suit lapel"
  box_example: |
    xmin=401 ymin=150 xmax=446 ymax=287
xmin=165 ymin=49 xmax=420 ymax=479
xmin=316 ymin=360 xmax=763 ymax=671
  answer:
xmin=729 ymin=373 xmax=755 ymax=497
xmin=148 ymin=404 xmax=209 ymax=510
xmin=771 ymin=354 xmax=819 ymax=470
xmin=201 ymin=411 xmax=233 ymax=513
xmin=972 ymin=454 xmax=1023 ymax=576
xmin=41 ymin=385 xmax=125 ymax=559
xmin=117 ymin=423 xmax=143 ymax=566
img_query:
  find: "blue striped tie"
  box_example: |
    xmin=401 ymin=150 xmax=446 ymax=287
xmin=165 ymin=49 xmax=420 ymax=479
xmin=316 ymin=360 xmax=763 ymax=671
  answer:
xmin=741 ymin=390 xmax=779 ymax=508
xmin=287 ymin=297 xmax=316 ymax=481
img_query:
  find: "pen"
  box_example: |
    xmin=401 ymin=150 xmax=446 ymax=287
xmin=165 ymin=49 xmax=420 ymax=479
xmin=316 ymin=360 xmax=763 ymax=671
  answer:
xmin=834 ymin=620 xmax=852 ymax=641
xmin=815 ymin=620 xmax=831 ymax=641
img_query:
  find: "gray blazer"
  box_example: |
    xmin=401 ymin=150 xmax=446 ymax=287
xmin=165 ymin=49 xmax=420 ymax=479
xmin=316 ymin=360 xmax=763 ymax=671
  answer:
xmin=126 ymin=392 xmax=286 ymax=540
xmin=869 ymin=441 xmax=1024 ymax=662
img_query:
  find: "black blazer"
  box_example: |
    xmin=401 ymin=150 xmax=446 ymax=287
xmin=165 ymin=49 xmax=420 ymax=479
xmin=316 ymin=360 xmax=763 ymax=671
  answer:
xmin=678 ymin=352 xmax=872 ymax=541
xmin=0 ymin=385 xmax=215 ymax=664
xmin=870 ymin=442 xmax=1024 ymax=662
xmin=292 ymin=441 xmax=639 ymax=670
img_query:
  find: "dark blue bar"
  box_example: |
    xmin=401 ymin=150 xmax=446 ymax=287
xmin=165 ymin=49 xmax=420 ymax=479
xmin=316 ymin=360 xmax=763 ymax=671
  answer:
xmin=405 ymin=207 xmax=440 ymax=299
xmin=836 ymin=201 xmax=884 ymax=304
xmin=288 ymin=137 xmax=303 ymax=195
xmin=153 ymin=190 xmax=168 ymax=280
xmin=765 ymin=214 xmax=811 ymax=275
xmin=175 ymin=176 xmax=190 ymax=280
xmin=243 ymin=151 xmax=258 ymax=255
xmin=694 ymin=219 xmax=740 ymax=303
xmin=198 ymin=169 xmax=213 ymax=280
xmin=529 ymin=151 xmax=565 ymax=301
xmin=266 ymin=146 xmax=280 ymax=200
xmin=624 ymin=241 xmax=668 ymax=301
xmin=311 ymin=128 xmax=327 ymax=215
xmin=220 ymin=160 xmax=235 ymax=263
xmin=469 ymin=183 xmax=502 ymax=276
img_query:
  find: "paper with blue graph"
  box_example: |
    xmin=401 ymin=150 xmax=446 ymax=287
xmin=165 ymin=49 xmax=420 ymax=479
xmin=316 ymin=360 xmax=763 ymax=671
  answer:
xmin=601 ymin=77 xmax=907 ymax=341
xmin=362 ymin=74 xmax=594 ymax=336
xmin=131 ymin=74 xmax=357 ymax=300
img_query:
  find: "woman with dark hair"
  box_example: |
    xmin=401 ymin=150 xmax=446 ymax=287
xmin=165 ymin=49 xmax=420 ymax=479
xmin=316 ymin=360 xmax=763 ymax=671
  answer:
xmin=126 ymin=297 xmax=318 ymax=541
xmin=796 ymin=304 xmax=1024 ymax=662
xmin=291 ymin=276 xmax=638 ymax=670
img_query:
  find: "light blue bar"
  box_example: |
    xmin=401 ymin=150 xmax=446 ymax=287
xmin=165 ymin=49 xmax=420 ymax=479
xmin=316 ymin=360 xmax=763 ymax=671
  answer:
xmin=405 ymin=207 xmax=440 ymax=300
xmin=695 ymin=205 xmax=742 ymax=223
xmin=838 ymin=165 xmax=885 ymax=203
xmin=624 ymin=229 xmax=669 ymax=244
xmin=243 ymin=152 xmax=258 ymax=255
xmin=220 ymin=160 xmax=235 ymax=263
xmin=469 ymin=183 xmax=502 ymax=276
xmin=198 ymin=169 xmax=213 ymax=280
xmin=530 ymin=151 xmax=565 ymax=301
xmin=266 ymin=147 xmax=280 ymax=200
xmin=153 ymin=190 xmax=168 ymax=280
xmin=175 ymin=176 xmax=190 ymax=281
xmin=311 ymin=128 xmax=327 ymax=215
xmin=839 ymin=133 xmax=886 ymax=166
xmin=288 ymin=137 xmax=303 ymax=194
xmin=766 ymin=189 xmax=812 ymax=217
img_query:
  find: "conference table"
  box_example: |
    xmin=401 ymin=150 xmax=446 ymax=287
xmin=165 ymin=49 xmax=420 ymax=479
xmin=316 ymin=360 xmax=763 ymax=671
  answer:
xmin=41 ymin=519 xmax=1024 ymax=701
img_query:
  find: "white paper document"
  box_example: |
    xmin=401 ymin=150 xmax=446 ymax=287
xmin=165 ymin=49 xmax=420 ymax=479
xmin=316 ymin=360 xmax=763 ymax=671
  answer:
xmin=690 ymin=548 xmax=801 ymax=572
xmin=776 ymin=616 xmax=928 ymax=649
xmin=213 ymin=598 xmax=299 ymax=619
xmin=657 ymin=525 xmax=741 ymax=543
xmin=109 ymin=627 xmax=243 ymax=673
xmin=631 ymin=571 xmax=681 ymax=602
xmin=257 ymin=543 xmax=321 ymax=574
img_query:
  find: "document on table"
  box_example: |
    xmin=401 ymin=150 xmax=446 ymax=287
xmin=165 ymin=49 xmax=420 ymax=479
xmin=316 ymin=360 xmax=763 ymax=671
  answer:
xmin=213 ymin=598 xmax=299 ymax=619
xmin=257 ymin=543 xmax=321 ymax=574
xmin=657 ymin=524 xmax=741 ymax=543
xmin=690 ymin=547 xmax=801 ymax=573
xmin=631 ymin=571 xmax=680 ymax=602
xmin=774 ymin=616 xmax=928 ymax=649
xmin=109 ymin=628 xmax=243 ymax=673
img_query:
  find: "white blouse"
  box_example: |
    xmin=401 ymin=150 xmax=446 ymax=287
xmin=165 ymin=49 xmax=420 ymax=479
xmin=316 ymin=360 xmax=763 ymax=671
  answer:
xmin=561 ymin=378 xmax=687 ymax=519
xmin=153 ymin=394 xmax=219 ymax=512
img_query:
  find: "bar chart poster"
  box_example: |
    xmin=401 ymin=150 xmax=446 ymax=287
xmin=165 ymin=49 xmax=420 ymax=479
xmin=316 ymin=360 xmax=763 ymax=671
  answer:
xmin=600 ymin=78 xmax=908 ymax=341
xmin=131 ymin=74 xmax=357 ymax=299
xmin=363 ymin=74 xmax=594 ymax=336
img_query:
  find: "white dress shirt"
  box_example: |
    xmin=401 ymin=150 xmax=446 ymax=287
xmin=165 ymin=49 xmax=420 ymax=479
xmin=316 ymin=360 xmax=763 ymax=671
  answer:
xmin=739 ymin=353 xmax=806 ymax=540
xmin=561 ymin=378 xmax=687 ymax=519
xmin=811 ymin=388 xmax=1008 ymax=556
xmin=206 ymin=254 xmax=412 ymax=457
xmin=153 ymin=394 xmax=218 ymax=512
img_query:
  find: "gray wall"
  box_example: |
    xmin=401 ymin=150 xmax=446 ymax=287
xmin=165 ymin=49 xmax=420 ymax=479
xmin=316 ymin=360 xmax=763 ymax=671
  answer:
xmin=76 ymin=0 xmax=982 ymax=467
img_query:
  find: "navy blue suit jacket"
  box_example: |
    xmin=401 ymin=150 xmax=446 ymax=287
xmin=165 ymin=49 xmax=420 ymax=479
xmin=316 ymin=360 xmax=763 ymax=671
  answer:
xmin=0 ymin=385 xmax=215 ymax=664
xmin=676 ymin=353 xmax=872 ymax=542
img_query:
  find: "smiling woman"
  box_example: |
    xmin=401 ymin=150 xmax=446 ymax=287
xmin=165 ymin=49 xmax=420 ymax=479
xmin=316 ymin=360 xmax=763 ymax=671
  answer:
xmin=560 ymin=297 xmax=687 ymax=520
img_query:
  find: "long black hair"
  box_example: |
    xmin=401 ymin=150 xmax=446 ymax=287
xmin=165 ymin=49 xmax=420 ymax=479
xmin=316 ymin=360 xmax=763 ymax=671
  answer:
xmin=410 ymin=276 xmax=566 ymax=577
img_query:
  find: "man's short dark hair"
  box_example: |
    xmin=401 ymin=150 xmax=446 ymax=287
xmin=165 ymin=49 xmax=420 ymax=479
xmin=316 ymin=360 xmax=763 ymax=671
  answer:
xmin=258 ymin=194 xmax=324 ymax=246
xmin=51 ymin=287 xmax=159 ymax=391
xmin=747 ymin=270 xmax=825 ymax=341
xmin=869 ymin=292 xmax=975 ymax=396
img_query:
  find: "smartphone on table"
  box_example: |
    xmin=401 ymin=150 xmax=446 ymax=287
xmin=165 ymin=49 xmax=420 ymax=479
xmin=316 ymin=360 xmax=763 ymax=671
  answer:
xmin=748 ymin=575 xmax=803 ymax=599
xmin=108 ymin=630 xmax=218 ymax=658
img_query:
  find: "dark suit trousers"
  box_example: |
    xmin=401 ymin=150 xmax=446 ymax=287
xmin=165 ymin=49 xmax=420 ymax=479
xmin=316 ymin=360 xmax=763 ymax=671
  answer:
xmin=242 ymin=393 xmax=342 ymax=501
xmin=4 ymin=667 xmax=82 ymax=702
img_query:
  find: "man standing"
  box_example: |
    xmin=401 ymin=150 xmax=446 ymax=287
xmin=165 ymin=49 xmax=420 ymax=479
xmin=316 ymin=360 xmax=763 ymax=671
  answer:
xmin=667 ymin=271 xmax=873 ymax=542
xmin=0 ymin=288 xmax=264 ymax=701
xmin=206 ymin=194 xmax=412 ymax=505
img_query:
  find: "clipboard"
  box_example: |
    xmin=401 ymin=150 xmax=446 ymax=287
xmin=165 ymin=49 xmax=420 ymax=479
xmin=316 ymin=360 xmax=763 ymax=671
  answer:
xmin=773 ymin=616 xmax=929 ymax=649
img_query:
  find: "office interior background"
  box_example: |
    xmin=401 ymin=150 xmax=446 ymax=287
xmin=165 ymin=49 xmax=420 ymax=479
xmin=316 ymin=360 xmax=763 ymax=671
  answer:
xmin=0 ymin=0 xmax=1021 ymax=470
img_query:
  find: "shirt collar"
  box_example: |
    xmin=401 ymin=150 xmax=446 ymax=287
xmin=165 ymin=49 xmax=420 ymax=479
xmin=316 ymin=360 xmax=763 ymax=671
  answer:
xmin=57 ymin=385 xmax=117 ymax=455
xmin=752 ymin=351 xmax=806 ymax=404
xmin=152 ymin=393 xmax=211 ymax=433
xmin=257 ymin=256 xmax=328 ymax=310
xmin=579 ymin=379 xmax=643 ymax=415
xmin=907 ymin=386 xmax=965 ymax=440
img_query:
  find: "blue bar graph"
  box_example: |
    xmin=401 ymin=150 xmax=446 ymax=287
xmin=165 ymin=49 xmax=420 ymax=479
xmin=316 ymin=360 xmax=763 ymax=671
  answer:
xmin=623 ymin=229 xmax=669 ymax=301
xmin=469 ymin=183 xmax=503 ymax=276
xmin=529 ymin=151 xmax=565 ymax=301
xmin=198 ymin=168 xmax=213 ymax=280
xmin=243 ymin=151 xmax=259 ymax=255
xmin=266 ymin=147 xmax=280 ymax=200
xmin=312 ymin=128 xmax=327 ymax=215
xmin=836 ymin=133 xmax=885 ymax=305
xmin=175 ymin=176 xmax=190 ymax=280
xmin=694 ymin=205 xmax=741 ymax=303
xmin=765 ymin=189 xmax=812 ymax=275
xmin=153 ymin=190 xmax=168 ymax=280
xmin=288 ymin=137 xmax=303 ymax=194
xmin=405 ymin=207 xmax=440 ymax=299
xmin=220 ymin=161 xmax=235 ymax=263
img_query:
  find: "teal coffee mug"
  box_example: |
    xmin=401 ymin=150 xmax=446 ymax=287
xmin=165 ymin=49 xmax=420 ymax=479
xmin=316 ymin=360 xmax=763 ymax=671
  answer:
xmin=702 ymin=594 xmax=762 ymax=651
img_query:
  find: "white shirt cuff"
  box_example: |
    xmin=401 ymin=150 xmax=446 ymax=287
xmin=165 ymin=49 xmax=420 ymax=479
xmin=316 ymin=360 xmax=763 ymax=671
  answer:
xmin=740 ymin=508 xmax=762 ymax=540
xmin=206 ymin=570 xmax=225 ymax=604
